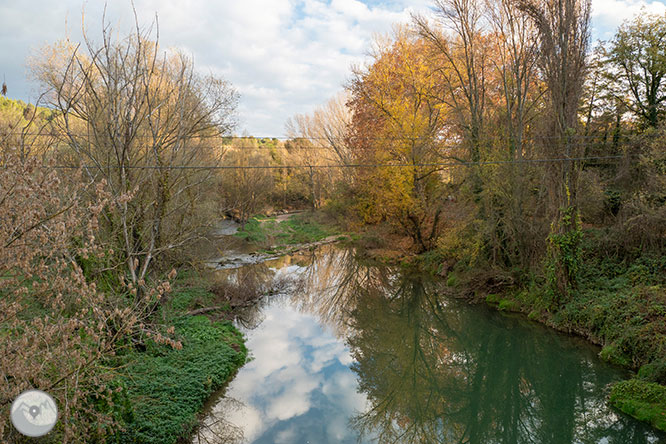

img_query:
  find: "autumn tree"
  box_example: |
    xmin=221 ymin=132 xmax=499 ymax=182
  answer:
xmin=32 ymin=18 xmax=237 ymax=288
xmin=347 ymin=28 xmax=449 ymax=252
xmin=218 ymin=137 xmax=274 ymax=226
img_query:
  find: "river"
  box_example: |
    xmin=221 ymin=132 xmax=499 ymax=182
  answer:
xmin=193 ymin=243 xmax=665 ymax=444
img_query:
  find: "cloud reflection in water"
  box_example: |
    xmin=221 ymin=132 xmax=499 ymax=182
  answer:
xmin=198 ymin=293 xmax=369 ymax=444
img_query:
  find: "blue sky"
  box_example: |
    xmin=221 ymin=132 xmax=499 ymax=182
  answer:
xmin=1 ymin=0 xmax=665 ymax=136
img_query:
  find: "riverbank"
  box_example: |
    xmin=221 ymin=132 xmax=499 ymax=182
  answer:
xmin=426 ymin=230 xmax=666 ymax=432
xmin=338 ymin=222 xmax=666 ymax=432
xmin=110 ymin=213 xmax=344 ymax=443
xmin=111 ymin=273 xmax=247 ymax=444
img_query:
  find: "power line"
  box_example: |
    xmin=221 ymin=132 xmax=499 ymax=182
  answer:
xmin=0 ymin=138 xmax=642 ymax=152
xmin=1 ymin=132 xmax=653 ymax=142
xmin=39 ymin=154 xmax=630 ymax=170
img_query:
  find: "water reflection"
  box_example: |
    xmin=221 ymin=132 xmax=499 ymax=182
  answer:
xmin=195 ymin=293 xmax=370 ymax=443
xmin=196 ymin=245 xmax=665 ymax=444
xmin=346 ymin=274 xmax=665 ymax=444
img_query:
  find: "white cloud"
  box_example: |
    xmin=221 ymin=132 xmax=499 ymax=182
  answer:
xmin=265 ymin=366 xmax=319 ymax=420
xmin=591 ymin=0 xmax=666 ymax=40
xmin=5 ymin=0 xmax=660 ymax=136
xmin=0 ymin=0 xmax=432 ymax=136
xmin=199 ymin=289 xmax=368 ymax=441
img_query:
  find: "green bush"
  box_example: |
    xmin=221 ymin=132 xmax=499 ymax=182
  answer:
xmin=638 ymin=362 xmax=666 ymax=385
xmin=610 ymin=379 xmax=666 ymax=431
xmin=498 ymin=299 xmax=519 ymax=311
xmin=485 ymin=293 xmax=501 ymax=304
xmin=600 ymin=344 xmax=632 ymax=367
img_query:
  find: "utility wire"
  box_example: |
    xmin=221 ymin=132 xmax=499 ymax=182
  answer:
xmin=37 ymin=154 xmax=632 ymax=170
xmin=0 ymin=139 xmax=640 ymax=151
xmin=1 ymin=132 xmax=654 ymax=141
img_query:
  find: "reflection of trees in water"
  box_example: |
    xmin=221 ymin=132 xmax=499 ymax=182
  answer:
xmin=218 ymin=244 xmax=395 ymax=336
xmin=209 ymin=245 xmax=662 ymax=444
xmin=343 ymin=274 xmax=659 ymax=444
xmin=289 ymin=245 xmax=395 ymax=337
xmin=192 ymin=397 xmax=245 ymax=444
xmin=212 ymin=258 xmax=295 ymax=330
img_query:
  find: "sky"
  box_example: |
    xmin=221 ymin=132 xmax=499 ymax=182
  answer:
xmin=1 ymin=0 xmax=666 ymax=136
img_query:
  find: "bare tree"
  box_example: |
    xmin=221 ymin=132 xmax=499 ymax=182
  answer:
xmin=285 ymin=95 xmax=354 ymax=208
xmin=517 ymin=0 xmax=590 ymax=199
xmin=487 ymin=0 xmax=540 ymax=161
xmin=516 ymin=0 xmax=591 ymax=298
xmin=32 ymin=13 xmax=238 ymax=288
xmin=413 ymin=0 xmax=489 ymax=166
xmin=286 ymin=92 xmax=354 ymax=167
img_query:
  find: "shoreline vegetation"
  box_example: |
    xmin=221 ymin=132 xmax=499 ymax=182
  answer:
xmin=111 ymin=275 xmax=248 ymax=444
xmin=340 ymin=221 xmax=666 ymax=432
xmin=2 ymin=0 xmax=666 ymax=441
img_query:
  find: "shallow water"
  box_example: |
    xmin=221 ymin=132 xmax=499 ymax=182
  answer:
xmin=194 ymin=244 xmax=666 ymax=444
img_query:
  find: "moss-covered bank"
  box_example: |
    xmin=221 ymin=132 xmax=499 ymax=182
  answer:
xmin=111 ymin=280 xmax=247 ymax=444
xmin=610 ymin=379 xmax=666 ymax=431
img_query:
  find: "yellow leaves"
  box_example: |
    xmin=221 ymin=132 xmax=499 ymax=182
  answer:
xmin=353 ymin=30 xmax=450 ymax=150
xmin=347 ymin=28 xmax=452 ymax=239
xmin=355 ymin=164 xmax=416 ymax=224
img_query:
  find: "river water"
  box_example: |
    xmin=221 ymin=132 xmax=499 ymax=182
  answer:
xmin=194 ymin=244 xmax=665 ymax=444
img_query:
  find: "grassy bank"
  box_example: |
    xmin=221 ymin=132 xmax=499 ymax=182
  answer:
xmin=112 ymin=276 xmax=247 ymax=444
xmin=423 ymin=229 xmax=666 ymax=432
xmin=610 ymin=379 xmax=666 ymax=431
xmin=235 ymin=212 xmax=341 ymax=252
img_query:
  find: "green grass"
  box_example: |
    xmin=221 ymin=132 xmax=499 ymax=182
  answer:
xmin=235 ymin=213 xmax=338 ymax=248
xmin=111 ymin=280 xmax=246 ymax=444
xmin=498 ymin=299 xmax=519 ymax=311
xmin=234 ymin=217 xmax=274 ymax=243
xmin=610 ymin=379 xmax=666 ymax=431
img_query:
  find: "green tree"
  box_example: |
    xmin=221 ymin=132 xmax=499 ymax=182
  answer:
xmin=607 ymin=13 xmax=666 ymax=128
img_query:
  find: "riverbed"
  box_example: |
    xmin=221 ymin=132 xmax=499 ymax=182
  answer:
xmin=193 ymin=243 xmax=666 ymax=444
